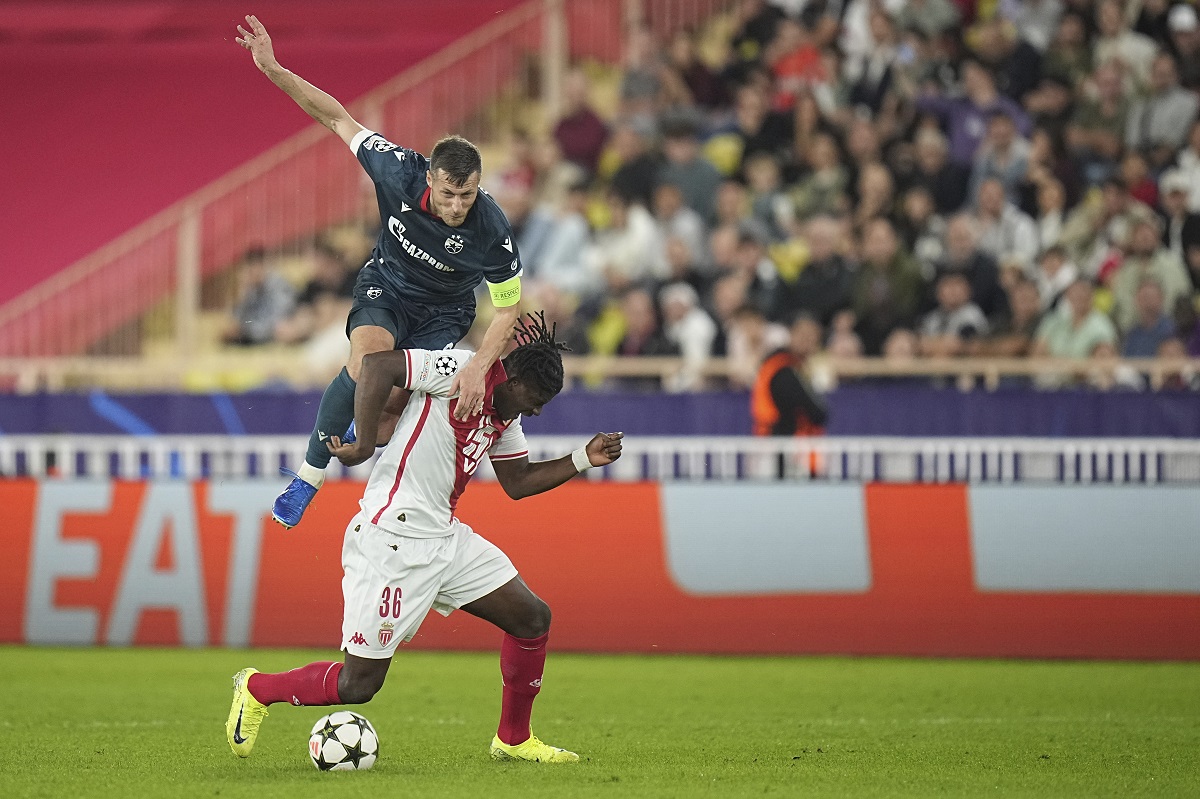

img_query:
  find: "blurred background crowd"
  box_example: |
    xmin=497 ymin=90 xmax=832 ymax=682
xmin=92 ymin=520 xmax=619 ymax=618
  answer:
xmin=224 ymin=0 xmax=1200 ymax=396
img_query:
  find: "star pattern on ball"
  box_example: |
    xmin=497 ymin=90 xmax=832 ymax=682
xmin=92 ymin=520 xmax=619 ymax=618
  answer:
xmin=340 ymin=737 xmax=368 ymax=768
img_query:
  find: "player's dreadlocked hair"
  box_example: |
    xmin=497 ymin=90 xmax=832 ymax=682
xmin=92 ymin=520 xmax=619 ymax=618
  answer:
xmin=505 ymin=311 xmax=571 ymax=398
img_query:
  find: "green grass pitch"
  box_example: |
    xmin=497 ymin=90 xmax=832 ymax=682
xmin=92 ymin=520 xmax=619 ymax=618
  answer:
xmin=1 ymin=647 xmax=1197 ymax=798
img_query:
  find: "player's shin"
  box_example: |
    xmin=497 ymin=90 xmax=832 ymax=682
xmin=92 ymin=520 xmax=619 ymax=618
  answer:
xmin=248 ymin=661 xmax=343 ymax=707
xmin=497 ymin=632 xmax=549 ymax=745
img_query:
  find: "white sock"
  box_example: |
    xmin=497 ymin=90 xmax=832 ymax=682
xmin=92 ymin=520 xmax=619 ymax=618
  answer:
xmin=298 ymin=462 xmax=326 ymax=489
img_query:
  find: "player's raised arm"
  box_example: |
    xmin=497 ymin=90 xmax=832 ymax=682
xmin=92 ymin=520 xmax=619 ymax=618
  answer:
xmin=235 ymin=15 xmax=364 ymax=147
xmin=452 ymin=302 xmax=521 ymax=419
xmin=491 ymin=433 xmax=623 ymax=500
xmin=327 ymin=350 xmax=410 ymax=466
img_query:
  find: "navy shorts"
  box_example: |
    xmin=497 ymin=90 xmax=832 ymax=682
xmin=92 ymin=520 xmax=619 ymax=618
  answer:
xmin=347 ymin=260 xmax=475 ymax=350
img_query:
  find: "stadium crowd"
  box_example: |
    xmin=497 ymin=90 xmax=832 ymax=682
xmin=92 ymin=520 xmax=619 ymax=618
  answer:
xmin=230 ymin=0 xmax=1200 ymax=394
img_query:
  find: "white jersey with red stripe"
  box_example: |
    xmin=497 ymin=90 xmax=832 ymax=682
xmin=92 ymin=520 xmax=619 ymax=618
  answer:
xmin=360 ymin=349 xmax=528 ymax=538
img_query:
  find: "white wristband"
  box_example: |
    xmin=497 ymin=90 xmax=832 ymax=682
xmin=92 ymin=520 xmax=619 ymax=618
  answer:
xmin=571 ymin=446 xmax=593 ymax=473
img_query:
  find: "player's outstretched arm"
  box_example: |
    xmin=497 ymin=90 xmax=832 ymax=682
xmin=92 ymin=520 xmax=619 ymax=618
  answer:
xmin=327 ymin=351 xmax=410 ymax=466
xmin=235 ymin=15 xmax=364 ymax=147
xmin=451 ymin=303 xmax=521 ymax=420
xmin=492 ymin=432 xmax=623 ymax=500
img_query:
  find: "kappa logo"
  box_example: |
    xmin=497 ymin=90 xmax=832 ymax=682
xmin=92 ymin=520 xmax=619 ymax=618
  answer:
xmin=349 ymin=632 xmax=368 ymax=646
xmin=366 ymin=287 xmax=383 ymax=300
xmin=434 ymin=355 xmax=459 ymax=376
xmin=444 ymin=234 xmax=465 ymax=254
xmin=366 ymin=135 xmax=398 ymax=152
xmin=378 ymin=621 xmax=395 ymax=647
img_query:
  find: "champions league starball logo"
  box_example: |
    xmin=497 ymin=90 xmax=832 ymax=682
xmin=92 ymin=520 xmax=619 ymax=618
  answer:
xmin=444 ymin=234 xmax=464 ymax=254
xmin=434 ymin=355 xmax=458 ymax=376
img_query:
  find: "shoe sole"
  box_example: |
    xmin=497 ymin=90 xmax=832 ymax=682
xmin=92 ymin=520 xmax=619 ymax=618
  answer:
xmin=270 ymin=513 xmax=295 ymax=530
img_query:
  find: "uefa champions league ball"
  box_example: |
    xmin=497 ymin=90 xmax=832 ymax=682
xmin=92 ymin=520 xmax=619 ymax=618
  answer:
xmin=308 ymin=711 xmax=379 ymax=771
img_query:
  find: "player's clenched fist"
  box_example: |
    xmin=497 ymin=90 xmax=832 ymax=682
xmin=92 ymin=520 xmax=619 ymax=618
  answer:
xmin=585 ymin=432 xmax=623 ymax=467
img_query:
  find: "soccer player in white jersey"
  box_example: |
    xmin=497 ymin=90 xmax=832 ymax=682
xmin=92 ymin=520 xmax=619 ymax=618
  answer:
xmin=226 ymin=313 xmax=623 ymax=763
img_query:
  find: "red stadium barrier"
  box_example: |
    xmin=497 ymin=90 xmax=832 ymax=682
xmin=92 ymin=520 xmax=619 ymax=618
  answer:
xmin=2 ymin=479 xmax=1197 ymax=659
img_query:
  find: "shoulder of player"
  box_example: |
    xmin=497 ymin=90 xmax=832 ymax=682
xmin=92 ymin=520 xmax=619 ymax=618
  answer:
xmin=469 ymin=189 xmax=515 ymax=242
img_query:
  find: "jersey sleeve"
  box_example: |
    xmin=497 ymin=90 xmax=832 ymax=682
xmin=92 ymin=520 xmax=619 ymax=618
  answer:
xmin=401 ymin=349 xmax=473 ymax=397
xmin=350 ymin=129 xmax=425 ymax=185
xmin=481 ymin=228 xmax=524 ymax=307
xmin=489 ymin=416 xmax=529 ymax=462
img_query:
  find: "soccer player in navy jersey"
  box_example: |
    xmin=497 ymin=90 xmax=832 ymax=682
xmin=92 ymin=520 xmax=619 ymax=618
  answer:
xmin=236 ymin=15 xmax=525 ymax=529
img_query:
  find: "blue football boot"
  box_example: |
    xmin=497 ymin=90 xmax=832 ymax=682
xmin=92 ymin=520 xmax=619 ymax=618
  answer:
xmin=271 ymin=468 xmax=318 ymax=529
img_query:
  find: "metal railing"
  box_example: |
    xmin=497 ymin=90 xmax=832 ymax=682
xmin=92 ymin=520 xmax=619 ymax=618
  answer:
xmin=2 ymin=353 xmax=1198 ymax=393
xmin=4 ymin=435 xmax=1199 ymax=484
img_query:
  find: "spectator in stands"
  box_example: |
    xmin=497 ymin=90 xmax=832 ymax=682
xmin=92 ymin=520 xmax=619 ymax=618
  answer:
xmin=554 ymin=69 xmax=608 ymax=177
xmin=790 ymin=132 xmax=849 ymax=221
xmin=973 ymin=275 xmax=1044 ymax=357
xmin=1169 ymin=4 xmax=1200 ymax=90
xmin=970 ymin=16 xmax=1043 ymax=103
xmin=1033 ymin=245 xmax=1079 ymax=311
xmin=1087 ymin=340 xmax=1145 ymax=390
xmin=968 ymin=111 xmax=1031 ymax=205
xmin=729 ymin=223 xmax=780 ymax=313
xmin=1175 ymin=120 xmax=1200 ymax=213
xmin=660 ymin=282 xmax=718 ymax=392
xmin=1158 ymin=169 xmax=1200 ymax=263
xmin=1157 ymin=337 xmax=1200 ymax=388
xmin=917 ymin=58 xmax=1032 ymax=168
xmin=730 ymin=83 xmax=794 ymax=169
xmin=1125 ymin=51 xmax=1200 ymax=171
xmin=652 ymin=181 xmax=707 ymax=270
xmin=935 ymin=214 xmax=1008 ymax=319
xmin=897 ymin=185 xmax=947 ymax=268
xmin=608 ymin=118 xmax=660 ymax=210
xmin=274 ymin=239 xmax=355 ymax=345
xmin=895 ymin=0 xmax=961 ymax=39
xmin=843 ymin=8 xmax=898 ymax=116
xmin=850 ymin=162 xmax=898 ymax=236
xmin=619 ymin=24 xmax=666 ymax=119
xmin=751 ymin=313 xmax=828 ymax=437
xmin=723 ymin=303 xmax=789 ymax=390
xmin=1042 ymin=11 xmax=1093 ymax=89
xmin=919 ymin=272 xmax=990 ymax=357
xmin=1033 ymin=278 xmax=1118 ymax=360
xmin=852 ymin=217 xmax=924 ymax=355
xmin=1122 ymin=278 xmax=1177 ymax=357
xmin=973 ymin=177 xmax=1039 ymax=272
xmin=1034 ymin=176 xmax=1068 ymax=254
xmin=1006 ymin=0 xmax=1064 ymax=54
xmin=1120 ymin=151 xmax=1159 ymax=209
xmin=743 ymin=152 xmax=792 ymax=240
xmin=587 ymin=189 xmax=665 ymax=293
xmin=223 ymin=246 xmax=295 ymax=346
xmin=538 ymin=180 xmax=596 ymax=298
xmin=713 ymin=178 xmax=751 ymax=231
xmin=660 ymin=115 xmax=724 ymax=222
xmin=665 ymin=28 xmax=728 ymax=110
xmin=909 ymin=127 xmax=969 ymax=214
xmin=1094 ymin=0 xmax=1158 ymax=88
xmin=1110 ymin=217 xmax=1191 ymax=333
xmin=1060 ymin=177 xmax=1156 ymax=278
xmin=772 ymin=214 xmax=854 ymax=327
xmin=1065 ymin=63 xmax=1129 ymax=185
xmin=612 ymin=286 xmax=679 ymax=391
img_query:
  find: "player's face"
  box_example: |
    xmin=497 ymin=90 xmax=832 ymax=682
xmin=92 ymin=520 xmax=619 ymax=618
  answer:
xmin=426 ymin=169 xmax=480 ymax=227
xmin=494 ymin=379 xmax=556 ymax=421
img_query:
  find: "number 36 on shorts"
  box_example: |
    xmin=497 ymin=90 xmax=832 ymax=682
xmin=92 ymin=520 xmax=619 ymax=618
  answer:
xmin=378 ymin=587 xmax=402 ymax=618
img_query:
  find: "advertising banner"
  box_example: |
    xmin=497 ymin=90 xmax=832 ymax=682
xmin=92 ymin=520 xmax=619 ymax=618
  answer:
xmin=2 ymin=480 xmax=1197 ymax=658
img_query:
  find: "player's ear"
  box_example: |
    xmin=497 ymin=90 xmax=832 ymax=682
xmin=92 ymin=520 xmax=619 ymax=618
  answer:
xmin=426 ymin=170 xmax=433 ymax=188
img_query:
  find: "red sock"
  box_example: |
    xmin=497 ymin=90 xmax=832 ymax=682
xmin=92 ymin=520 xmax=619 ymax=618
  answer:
xmin=247 ymin=661 xmax=343 ymax=707
xmin=497 ymin=632 xmax=548 ymax=746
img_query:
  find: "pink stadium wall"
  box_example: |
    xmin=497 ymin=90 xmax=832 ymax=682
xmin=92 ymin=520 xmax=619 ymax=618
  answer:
xmin=2 ymin=480 xmax=1197 ymax=659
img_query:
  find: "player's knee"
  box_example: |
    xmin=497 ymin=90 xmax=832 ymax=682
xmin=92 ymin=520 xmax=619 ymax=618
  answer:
xmin=514 ymin=597 xmax=551 ymax=639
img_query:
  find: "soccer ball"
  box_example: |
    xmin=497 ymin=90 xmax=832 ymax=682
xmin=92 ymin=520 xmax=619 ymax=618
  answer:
xmin=308 ymin=711 xmax=379 ymax=771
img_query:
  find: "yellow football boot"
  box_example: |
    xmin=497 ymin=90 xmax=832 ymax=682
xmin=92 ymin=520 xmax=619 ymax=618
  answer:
xmin=226 ymin=668 xmax=269 ymax=757
xmin=489 ymin=733 xmax=579 ymax=763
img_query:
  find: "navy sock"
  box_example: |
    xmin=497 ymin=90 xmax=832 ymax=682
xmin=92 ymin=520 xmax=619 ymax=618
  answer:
xmin=304 ymin=367 xmax=356 ymax=470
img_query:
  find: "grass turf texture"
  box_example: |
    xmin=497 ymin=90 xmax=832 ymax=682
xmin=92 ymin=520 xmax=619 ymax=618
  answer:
xmin=1 ymin=647 xmax=1197 ymax=798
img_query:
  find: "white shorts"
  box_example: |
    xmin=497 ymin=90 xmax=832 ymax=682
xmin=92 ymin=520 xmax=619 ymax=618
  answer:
xmin=340 ymin=512 xmax=517 ymax=659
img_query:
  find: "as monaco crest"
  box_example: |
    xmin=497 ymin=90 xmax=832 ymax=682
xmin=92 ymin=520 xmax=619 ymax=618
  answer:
xmin=444 ymin=234 xmax=464 ymax=254
xmin=378 ymin=621 xmax=395 ymax=647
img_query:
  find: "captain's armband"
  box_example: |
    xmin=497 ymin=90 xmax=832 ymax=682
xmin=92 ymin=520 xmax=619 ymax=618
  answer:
xmin=487 ymin=275 xmax=522 ymax=308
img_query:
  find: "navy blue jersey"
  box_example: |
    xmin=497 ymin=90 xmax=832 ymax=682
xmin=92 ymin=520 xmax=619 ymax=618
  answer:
xmin=351 ymin=129 xmax=523 ymax=305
